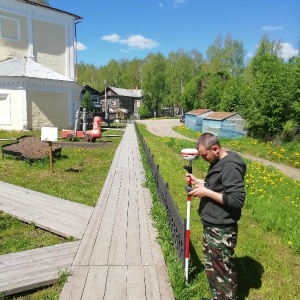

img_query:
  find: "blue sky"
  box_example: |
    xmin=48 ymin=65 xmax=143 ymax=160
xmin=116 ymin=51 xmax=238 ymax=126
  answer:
xmin=50 ymin=0 xmax=300 ymax=67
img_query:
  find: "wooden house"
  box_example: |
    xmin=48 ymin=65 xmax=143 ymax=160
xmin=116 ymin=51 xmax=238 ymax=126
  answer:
xmin=202 ymin=112 xmax=247 ymax=138
xmin=99 ymin=86 xmax=142 ymax=119
xmin=185 ymin=109 xmax=213 ymax=131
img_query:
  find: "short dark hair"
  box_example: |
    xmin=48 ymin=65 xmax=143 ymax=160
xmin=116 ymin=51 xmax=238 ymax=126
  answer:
xmin=196 ymin=132 xmax=220 ymax=150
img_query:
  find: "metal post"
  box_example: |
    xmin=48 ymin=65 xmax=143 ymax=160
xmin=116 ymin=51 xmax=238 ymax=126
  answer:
xmin=48 ymin=141 xmax=53 ymax=174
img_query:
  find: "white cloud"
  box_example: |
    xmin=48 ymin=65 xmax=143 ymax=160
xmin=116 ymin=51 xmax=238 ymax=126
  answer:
xmin=280 ymin=42 xmax=299 ymax=60
xmin=262 ymin=25 xmax=283 ymax=31
xmin=76 ymin=42 xmax=87 ymax=50
xmin=101 ymin=33 xmax=159 ymax=50
xmin=119 ymin=34 xmax=159 ymax=49
xmin=101 ymin=34 xmax=121 ymax=43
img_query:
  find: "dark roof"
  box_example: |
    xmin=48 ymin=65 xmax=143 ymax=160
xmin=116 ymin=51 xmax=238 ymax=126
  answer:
xmin=21 ymin=0 xmax=82 ymax=20
xmin=104 ymin=86 xmax=142 ymax=98
xmin=204 ymin=112 xmax=238 ymax=120
xmin=186 ymin=109 xmax=212 ymax=116
xmin=82 ymin=85 xmax=101 ymax=96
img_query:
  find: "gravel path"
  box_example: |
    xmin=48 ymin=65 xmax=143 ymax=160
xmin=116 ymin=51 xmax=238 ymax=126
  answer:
xmin=136 ymin=119 xmax=300 ymax=181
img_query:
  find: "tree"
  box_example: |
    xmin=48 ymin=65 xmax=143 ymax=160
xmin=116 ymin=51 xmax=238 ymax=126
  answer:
xmin=165 ymin=49 xmax=203 ymax=113
xmin=142 ymin=52 xmax=166 ymax=116
xmin=181 ymin=74 xmax=203 ymax=111
xmin=243 ymin=39 xmax=291 ymax=139
xmin=206 ymin=33 xmax=245 ymax=77
xmin=119 ymin=58 xmax=143 ymax=89
xmin=80 ymin=91 xmax=92 ymax=108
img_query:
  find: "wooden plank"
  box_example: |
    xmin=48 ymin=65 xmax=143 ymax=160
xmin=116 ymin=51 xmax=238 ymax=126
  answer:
xmin=127 ymin=266 xmax=146 ymax=299
xmin=0 ymin=252 xmax=75 ymax=281
xmin=0 ymin=243 xmax=79 ymax=296
xmin=0 ymin=242 xmax=79 ymax=267
xmin=59 ymin=266 xmax=89 ymax=300
xmin=139 ymin=188 xmax=154 ymax=266
xmin=0 ymin=192 xmax=92 ymax=225
xmin=0 ymin=181 xmax=93 ymax=218
xmin=1 ymin=270 xmax=58 ymax=296
xmin=103 ymin=266 xmax=127 ymax=299
xmin=126 ymin=186 xmax=142 ymax=266
xmin=0 ymin=208 xmax=84 ymax=239
xmin=89 ymin=195 xmax=118 ymax=265
xmin=81 ymin=266 xmax=108 ymax=300
xmin=144 ymin=266 xmax=161 ymax=299
xmin=107 ymin=185 xmax=128 ymax=265
xmin=156 ymin=265 xmax=174 ymax=300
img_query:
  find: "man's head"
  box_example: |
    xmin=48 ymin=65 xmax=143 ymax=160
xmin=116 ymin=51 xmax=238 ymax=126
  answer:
xmin=196 ymin=133 xmax=222 ymax=164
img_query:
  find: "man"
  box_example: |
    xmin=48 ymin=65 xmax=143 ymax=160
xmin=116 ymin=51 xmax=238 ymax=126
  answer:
xmin=186 ymin=133 xmax=246 ymax=300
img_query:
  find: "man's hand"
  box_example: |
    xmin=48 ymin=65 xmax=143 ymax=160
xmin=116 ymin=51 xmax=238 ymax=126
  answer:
xmin=188 ymin=185 xmax=208 ymax=198
xmin=186 ymin=173 xmax=205 ymax=185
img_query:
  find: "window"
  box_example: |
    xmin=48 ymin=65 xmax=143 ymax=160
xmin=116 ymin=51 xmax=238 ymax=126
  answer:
xmin=0 ymin=93 xmax=11 ymax=125
xmin=0 ymin=16 xmax=20 ymax=41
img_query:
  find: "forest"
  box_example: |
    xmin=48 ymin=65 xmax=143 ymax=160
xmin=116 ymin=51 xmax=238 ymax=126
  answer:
xmin=76 ymin=34 xmax=300 ymax=142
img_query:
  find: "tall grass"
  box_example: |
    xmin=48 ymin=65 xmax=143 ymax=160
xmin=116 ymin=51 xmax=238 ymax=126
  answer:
xmin=173 ymin=125 xmax=300 ymax=169
xmin=137 ymin=123 xmax=300 ymax=300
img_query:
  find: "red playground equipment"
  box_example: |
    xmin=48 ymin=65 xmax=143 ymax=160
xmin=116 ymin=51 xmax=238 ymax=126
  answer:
xmin=61 ymin=115 xmax=102 ymax=142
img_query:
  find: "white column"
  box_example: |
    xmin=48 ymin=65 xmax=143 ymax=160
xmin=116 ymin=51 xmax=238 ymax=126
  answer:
xmin=20 ymin=88 xmax=28 ymax=130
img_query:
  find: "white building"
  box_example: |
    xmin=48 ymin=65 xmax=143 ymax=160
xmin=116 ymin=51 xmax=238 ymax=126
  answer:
xmin=0 ymin=0 xmax=83 ymax=130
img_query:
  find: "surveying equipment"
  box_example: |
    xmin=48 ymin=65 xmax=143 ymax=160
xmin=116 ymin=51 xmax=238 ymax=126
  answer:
xmin=181 ymin=148 xmax=199 ymax=284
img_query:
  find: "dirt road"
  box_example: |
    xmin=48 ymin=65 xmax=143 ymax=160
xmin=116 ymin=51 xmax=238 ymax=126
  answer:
xmin=136 ymin=119 xmax=300 ymax=181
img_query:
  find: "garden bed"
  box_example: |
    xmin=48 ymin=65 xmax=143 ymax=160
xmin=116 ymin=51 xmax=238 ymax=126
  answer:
xmin=2 ymin=136 xmax=62 ymax=160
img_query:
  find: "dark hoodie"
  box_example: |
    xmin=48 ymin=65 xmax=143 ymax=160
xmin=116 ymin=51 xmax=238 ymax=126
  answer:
xmin=199 ymin=151 xmax=246 ymax=227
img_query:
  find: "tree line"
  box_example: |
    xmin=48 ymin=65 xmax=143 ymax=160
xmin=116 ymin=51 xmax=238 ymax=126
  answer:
xmin=77 ymin=34 xmax=300 ymax=142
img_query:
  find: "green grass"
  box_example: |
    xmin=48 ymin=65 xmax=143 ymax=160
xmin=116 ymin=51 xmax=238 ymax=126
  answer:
xmin=173 ymin=125 xmax=300 ymax=169
xmin=136 ymin=123 xmax=300 ymax=300
xmin=0 ymin=212 xmax=67 ymax=255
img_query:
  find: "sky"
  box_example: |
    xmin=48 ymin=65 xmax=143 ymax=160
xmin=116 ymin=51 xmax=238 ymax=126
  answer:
xmin=49 ymin=0 xmax=300 ymax=67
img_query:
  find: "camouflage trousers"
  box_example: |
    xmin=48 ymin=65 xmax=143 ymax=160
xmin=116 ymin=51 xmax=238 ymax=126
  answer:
xmin=203 ymin=226 xmax=238 ymax=300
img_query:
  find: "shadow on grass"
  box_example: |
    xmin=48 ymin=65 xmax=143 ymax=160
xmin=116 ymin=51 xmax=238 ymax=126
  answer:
xmin=189 ymin=240 xmax=204 ymax=281
xmin=236 ymin=255 xmax=264 ymax=299
xmin=187 ymin=247 xmax=263 ymax=300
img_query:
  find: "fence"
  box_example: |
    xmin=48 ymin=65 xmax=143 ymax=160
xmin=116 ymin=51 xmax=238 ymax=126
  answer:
xmin=135 ymin=122 xmax=185 ymax=266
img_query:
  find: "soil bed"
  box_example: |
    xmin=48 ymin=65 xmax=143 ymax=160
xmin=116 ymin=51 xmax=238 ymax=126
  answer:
xmin=2 ymin=136 xmax=62 ymax=160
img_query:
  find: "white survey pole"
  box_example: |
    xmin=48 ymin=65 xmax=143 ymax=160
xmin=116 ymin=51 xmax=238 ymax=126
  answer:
xmin=181 ymin=148 xmax=199 ymax=284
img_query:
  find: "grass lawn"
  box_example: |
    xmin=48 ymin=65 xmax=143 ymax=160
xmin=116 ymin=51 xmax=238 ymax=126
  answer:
xmin=137 ymin=123 xmax=300 ymax=300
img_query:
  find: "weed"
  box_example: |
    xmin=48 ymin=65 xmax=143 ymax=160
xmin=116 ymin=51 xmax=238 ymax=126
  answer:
xmin=57 ymin=269 xmax=72 ymax=286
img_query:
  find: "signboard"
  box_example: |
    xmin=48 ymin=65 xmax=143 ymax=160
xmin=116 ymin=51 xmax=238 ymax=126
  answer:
xmin=41 ymin=127 xmax=58 ymax=142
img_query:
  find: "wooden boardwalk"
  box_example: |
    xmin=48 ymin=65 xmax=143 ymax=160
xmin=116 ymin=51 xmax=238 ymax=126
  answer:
xmin=0 ymin=123 xmax=174 ymax=299
xmin=59 ymin=124 xmax=174 ymax=299
xmin=0 ymin=181 xmax=93 ymax=239
xmin=0 ymin=241 xmax=80 ymax=296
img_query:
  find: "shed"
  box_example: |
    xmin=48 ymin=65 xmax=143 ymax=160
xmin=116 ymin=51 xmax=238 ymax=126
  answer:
xmin=185 ymin=109 xmax=213 ymax=131
xmin=202 ymin=112 xmax=247 ymax=138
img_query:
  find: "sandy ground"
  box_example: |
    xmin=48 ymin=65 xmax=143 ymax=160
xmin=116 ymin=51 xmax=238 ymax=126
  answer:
xmin=136 ymin=119 xmax=300 ymax=181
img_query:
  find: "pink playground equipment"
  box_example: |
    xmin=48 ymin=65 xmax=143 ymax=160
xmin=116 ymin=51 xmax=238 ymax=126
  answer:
xmin=61 ymin=112 xmax=102 ymax=143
